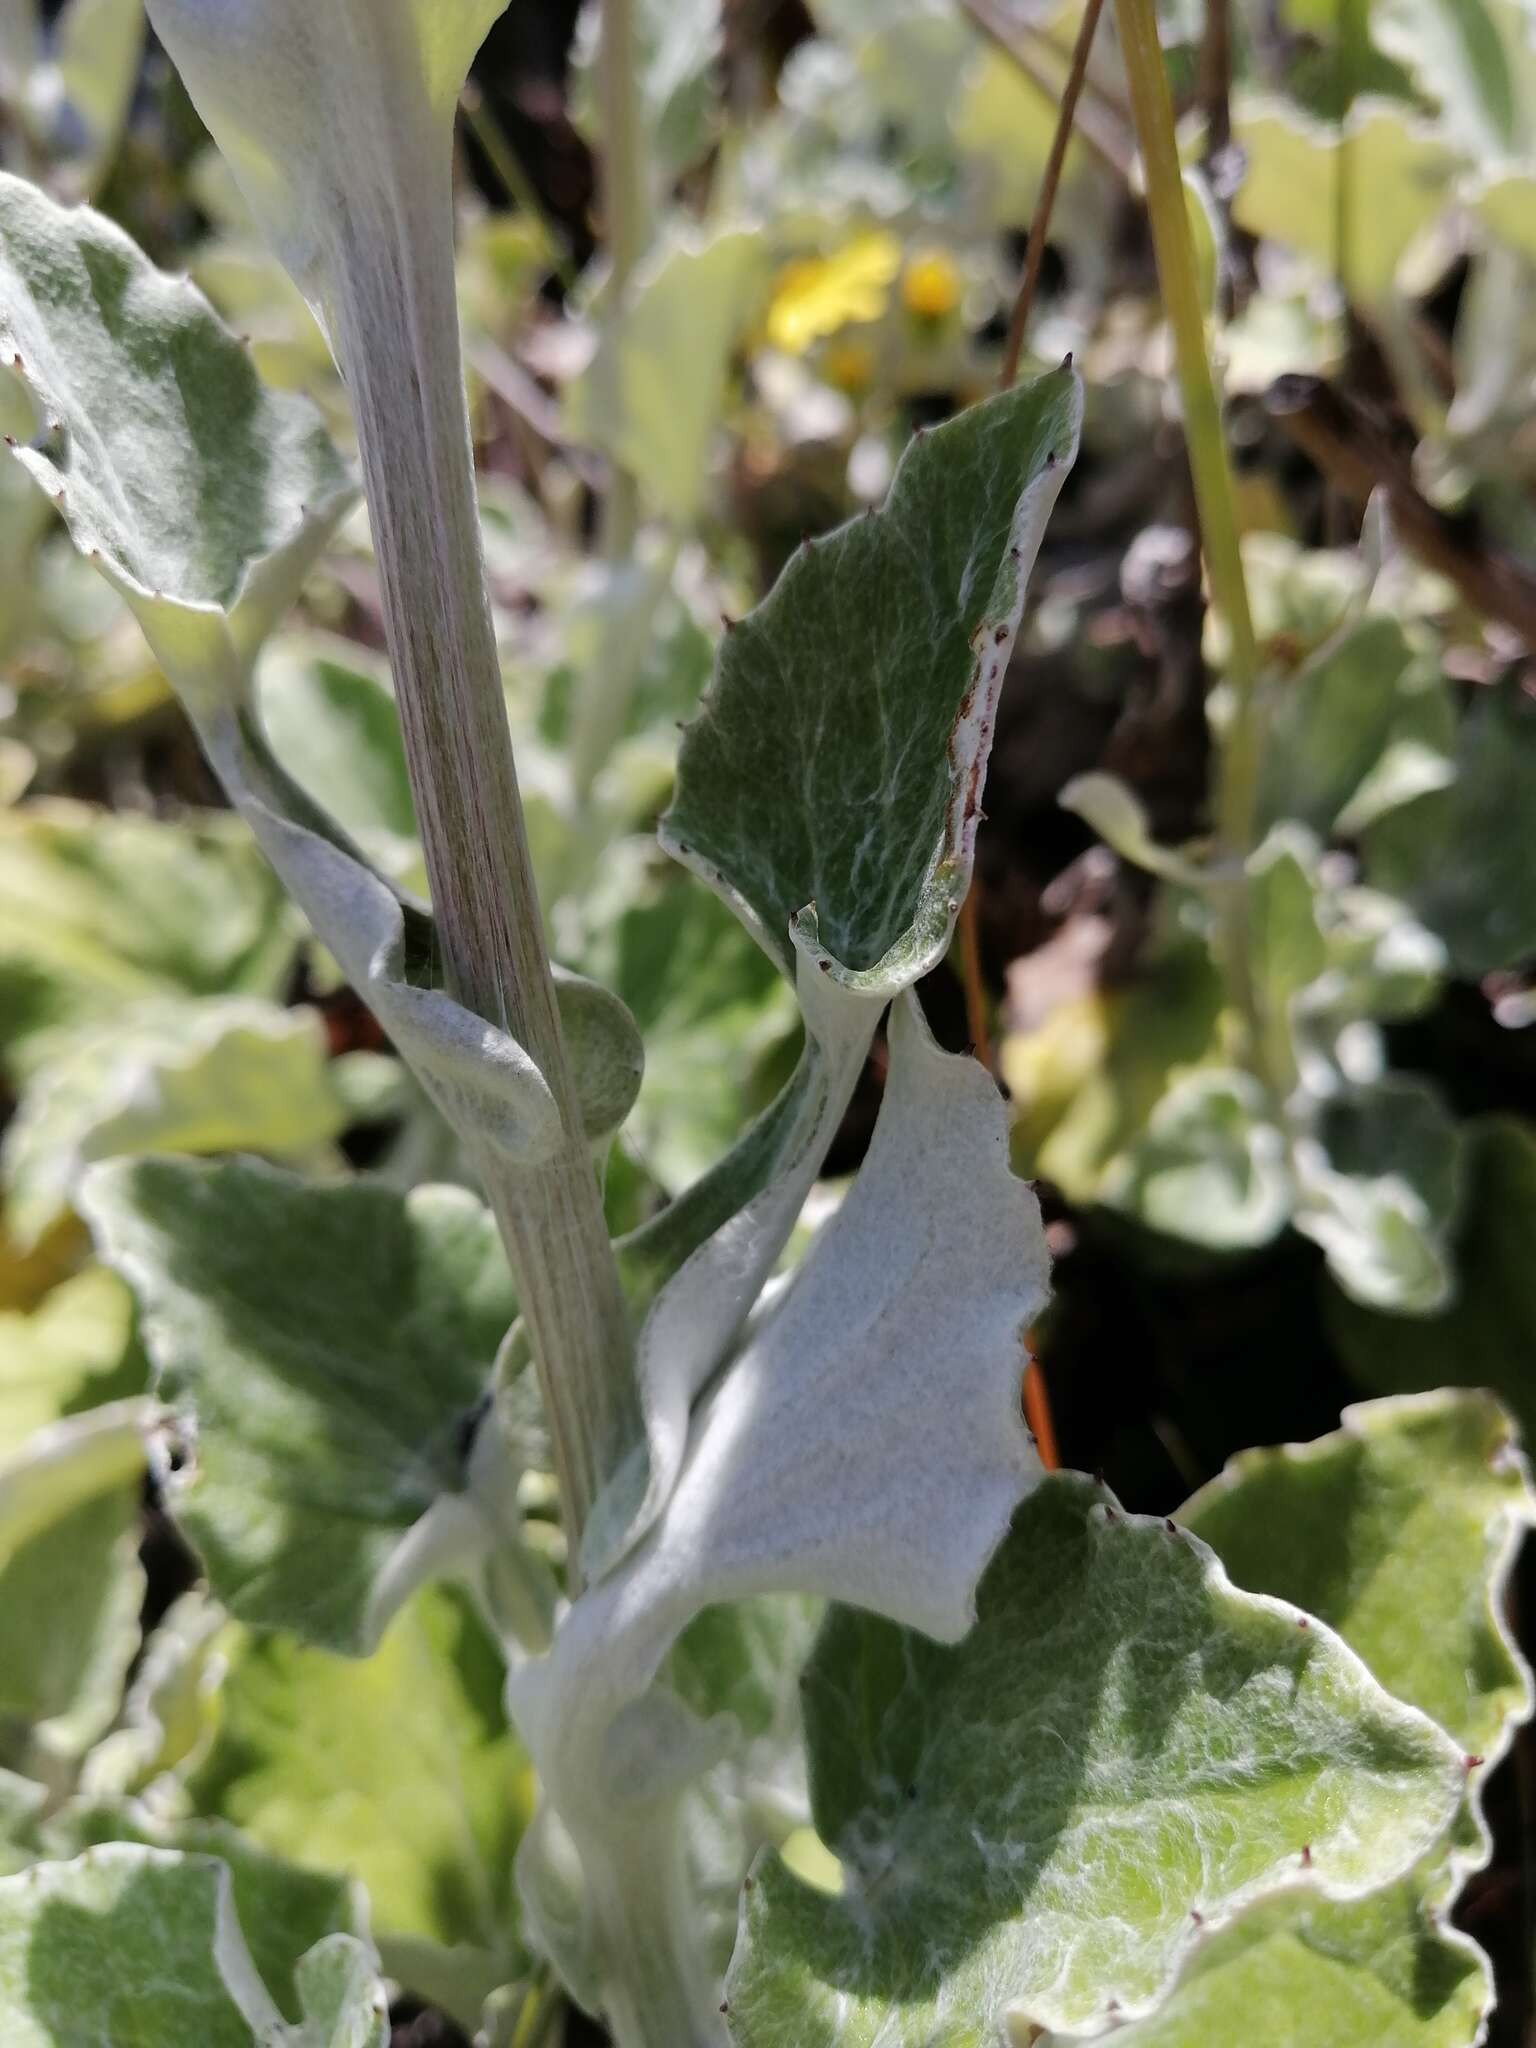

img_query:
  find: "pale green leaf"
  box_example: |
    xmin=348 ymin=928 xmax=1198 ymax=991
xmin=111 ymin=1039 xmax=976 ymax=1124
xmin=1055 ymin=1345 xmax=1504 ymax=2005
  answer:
xmin=1365 ymin=672 xmax=1536 ymax=975
xmin=1473 ymin=168 xmax=1536 ymax=263
xmin=0 ymin=1400 xmax=147 ymax=1758
xmin=952 ymin=37 xmax=1094 ymax=233
xmin=0 ymin=1264 xmax=140 ymax=1452
xmin=670 ymin=1596 xmax=822 ymax=1976
xmin=1103 ymin=1067 xmax=1291 ymax=1251
xmin=1247 ymin=831 xmax=1327 ymax=1033
xmin=1294 ymin=1076 xmax=1464 ymax=1314
xmin=82 ymin=1159 xmax=515 ymax=1654
xmin=571 ymin=0 xmax=724 ymax=201
xmin=594 ymin=372 xmax=1075 ymax=1572
xmin=0 ymin=174 xmax=580 ymax=1169
xmin=257 ymin=636 xmax=421 ymax=889
xmin=39 ymin=1804 xmax=359 ymax=2026
xmin=1257 ymin=616 xmax=1452 ymax=837
xmin=727 ymin=1474 xmax=1464 ymax=2045
xmin=0 ymin=1843 xmax=387 ymax=2046
xmin=50 ymin=0 xmax=146 ymax=193
xmin=1309 ymin=885 xmax=1447 ymax=1026
xmin=190 ymin=1583 xmax=532 ymax=1982
xmin=0 ymin=1771 xmax=45 ymax=1874
xmin=1330 ymin=1116 xmax=1536 ymax=1447
xmin=662 ymin=369 xmax=1080 ymax=990
xmin=1059 ymin=772 xmax=1207 ymax=884
xmin=574 ymin=837 xmax=797 ymax=1195
xmin=0 ymin=803 xmax=293 ymax=1081
xmin=1232 ymin=95 xmax=1461 ymax=302
xmin=1372 ymin=0 xmax=1523 ymax=158
xmin=0 ymin=1845 xmax=268 ymax=2046
xmin=290 ymin=1934 xmax=390 ymax=2048
xmin=1064 ymin=1883 xmax=1490 ymax=2048
xmin=1094 ymin=1389 xmax=1535 ymax=2048
xmin=568 ymin=229 xmax=765 ymax=527
xmin=1008 ymin=914 xmax=1224 ymax=1204
xmin=80 ymin=1588 xmax=226 ymax=1800
xmin=145 ymin=0 xmax=507 ymax=314
xmin=0 ymin=169 xmax=352 ymax=666
xmin=1182 ymin=1389 xmax=1533 ymax=1873
xmin=537 ymin=993 xmax=1050 ymax=1812
xmin=2 ymin=997 xmax=347 ymax=1251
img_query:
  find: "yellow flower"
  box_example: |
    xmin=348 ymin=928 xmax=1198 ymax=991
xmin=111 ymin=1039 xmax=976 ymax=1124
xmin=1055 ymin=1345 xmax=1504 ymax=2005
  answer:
xmin=821 ymin=338 xmax=877 ymax=395
xmin=765 ymin=232 xmax=901 ymax=353
xmin=901 ymin=248 xmax=962 ymax=321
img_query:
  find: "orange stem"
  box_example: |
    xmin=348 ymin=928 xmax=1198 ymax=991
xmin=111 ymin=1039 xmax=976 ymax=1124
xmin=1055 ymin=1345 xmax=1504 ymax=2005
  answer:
xmin=1024 ymin=1352 xmax=1061 ymax=1470
xmin=956 ymin=877 xmax=994 ymax=1072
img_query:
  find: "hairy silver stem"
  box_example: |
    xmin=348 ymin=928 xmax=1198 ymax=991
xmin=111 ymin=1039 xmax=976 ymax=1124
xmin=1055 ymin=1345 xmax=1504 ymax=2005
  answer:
xmin=329 ymin=80 xmax=635 ymax=1555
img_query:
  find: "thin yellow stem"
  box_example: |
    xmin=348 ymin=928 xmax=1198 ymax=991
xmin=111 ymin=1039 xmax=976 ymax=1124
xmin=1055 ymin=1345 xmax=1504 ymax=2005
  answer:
xmin=1113 ymin=0 xmax=1271 ymax=1085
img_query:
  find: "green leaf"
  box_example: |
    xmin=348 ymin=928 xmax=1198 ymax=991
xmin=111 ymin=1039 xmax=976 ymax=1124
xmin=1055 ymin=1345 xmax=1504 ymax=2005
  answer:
xmin=1256 ymin=616 xmax=1452 ymax=838
xmin=80 ymin=1588 xmax=226 ymax=1799
xmin=1364 ymin=672 xmax=1536 ymax=975
xmin=144 ymin=0 xmax=508 ymax=317
xmin=39 ymin=1805 xmax=359 ymax=2026
xmin=0 ymin=1771 xmax=46 ymax=1874
xmin=257 ymin=636 xmax=421 ymax=889
xmin=670 ymin=1596 xmax=823 ymax=1976
xmin=587 ymin=375 xmax=1077 ymax=1572
xmin=1008 ymin=913 xmax=1225 ymax=1203
xmin=1371 ymin=0 xmax=1524 ymax=158
xmin=571 ymin=0 xmax=722 ymax=193
xmin=513 ymin=995 xmax=1051 ymax=2025
xmin=567 ymin=230 xmax=765 ymax=527
xmin=1232 ymin=95 xmax=1461 ymax=303
xmin=0 ymin=1843 xmax=387 ymax=2046
xmin=1103 ymin=1067 xmax=1291 ymax=1251
xmin=1329 ymin=1116 xmax=1536 ymax=1447
xmin=0 ymin=173 xmax=587 ymax=1169
xmin=1181 ymin=1390 xmax=1533 ymax=1837
xmin=1066 ymin=1882 xmax=1490 ymax=2048
xmin=1059 ymin=772 xmax=1207 ymax=884
xmin=190 ymin=1583 xmax=532 ymax=1988
xmin=726 ymin=1474 xmax=1464 ymax=2045
xmin=0 ymin=1264 xmax=141 ymax=1450
xmin=1094 ymin=1389 xmax=1535 ymax=2048
xmin=290 ymin=1934 xmax=390 ymax=2048
xmin=49 ymin=0 xmax=146 ymax=195
xmin=0 ymin=803 xmax=294 ymax=1080
xmin=83 ymin=1159 xmax=516 ymax=1654
xmin=575 ymin=839 xmax=797 ymax=1194
xmin=2 ymin=996 xmax=347 ymax=1251
xmin=662 ymin=368 xmax=1080 ymax=991
xmin=1247 ymin=831 xmax=1327 ymax=1055
xmin=0 ymin=170 xmax=352 ymax=668
xmin=0 ymin=1401 xmax=147 ymax=1758
xmin=1294 ymin=1076 xmax=1464 ymax=1314
xmin=1309 ymin=884 xmax=1447 ymax=1026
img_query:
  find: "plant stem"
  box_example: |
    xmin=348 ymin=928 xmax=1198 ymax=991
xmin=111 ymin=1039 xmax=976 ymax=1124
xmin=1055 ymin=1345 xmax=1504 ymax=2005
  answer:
xmin=999 ymin=0 xmax=1109 ymax=388
xmin=1114 ymin=0 xmax=1258 ymax=847
xmin=1113 ymin=0 xmax=1270 ymax=1084
xmin=596 ymin=0 xmax=647 ymax=569
xmin=955 ymin=883 xmax=994 ymax=1071
xmin=457 ymin=83 xmax=578 ymax=296
xmin=958 ymin=0 xmax=1134 ymax=181
xmin=330 ymin=107 xmax=634 ymax=1558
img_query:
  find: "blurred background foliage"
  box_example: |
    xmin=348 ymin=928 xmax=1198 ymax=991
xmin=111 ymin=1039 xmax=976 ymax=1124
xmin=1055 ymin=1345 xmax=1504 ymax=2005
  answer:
xmin=2 ymin=0 xmax=1536 ymax=2040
